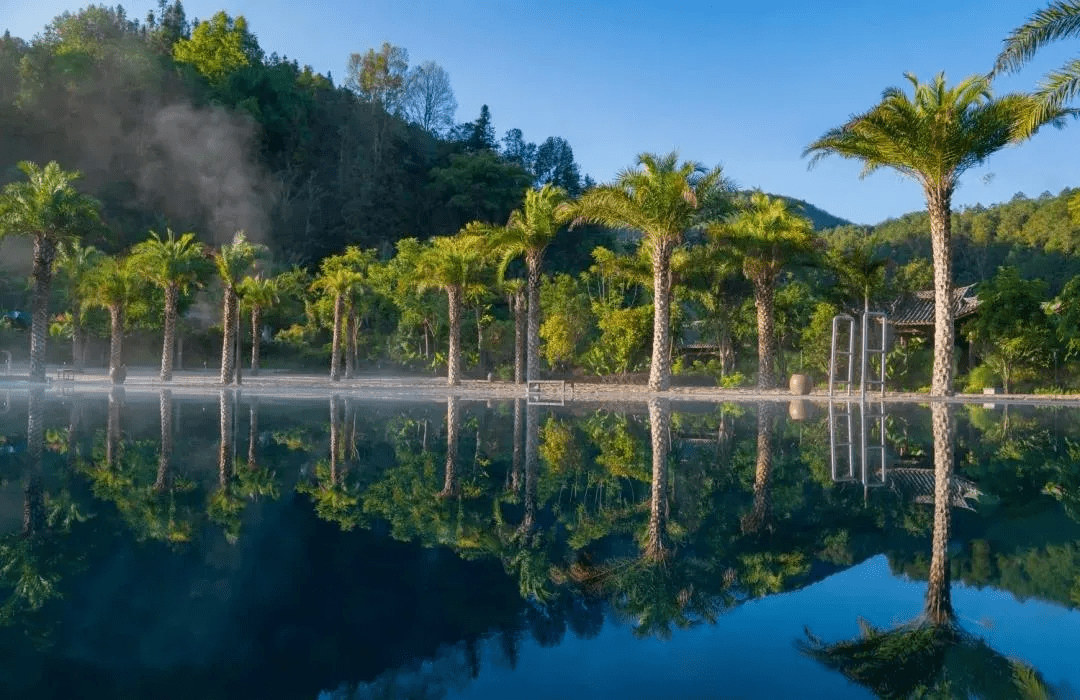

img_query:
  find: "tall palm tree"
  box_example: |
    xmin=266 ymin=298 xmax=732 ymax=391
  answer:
xmin=714 ymin=192 xmax=816 ymax=389
xmin=413 ymin=230 xmax=490 ymax=386
xmin=88 ymin=255 xmax=136 ymax=384
xmin=0 ymin=161 xmax=102 ymax=382
xmin=313 ymin=266 xmax=363 ymax=381
xmin=55 ymin=240 xmax=103 ymax=373
xmin=504 ymin=279 xmax=526 ymax=384
xmin=214 ymin=231 xmax=261 ymax=384
xmin=995 ymin=0 xmax=1080 ymax=134
xmin=131 ymin=228 xmax=209 ymax=381
xmin=573 ymin=152 xmax=733 ymax=391
xmin=487 ymin=185 xmax=572 ymax=382
xmin=237 ymin=274 xmax=279 ymax=375
xmin=805 ymin=72 xmax=1063 ymax=396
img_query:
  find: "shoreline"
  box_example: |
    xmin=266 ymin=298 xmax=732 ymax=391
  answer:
xmin=1 ymin=367 xmax=1078 ymax=406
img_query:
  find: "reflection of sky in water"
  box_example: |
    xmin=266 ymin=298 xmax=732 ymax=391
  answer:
xmin=447 ymin=556 xmax=1080 ymax=700
xmin=5 ymin=394 xmax=1080 ymax=698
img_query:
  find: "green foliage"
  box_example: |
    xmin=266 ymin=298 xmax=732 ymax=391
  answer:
xmin=538 ymin=273 xmax=592 ymax=370
xmin=172 ymin=11 xmax=262 ymax=84
xmin=581 ymin=303 xmax=652 ymax=376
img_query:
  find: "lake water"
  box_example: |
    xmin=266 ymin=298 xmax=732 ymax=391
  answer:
xmin=1 ymin=389 xmax=1078 ymax=699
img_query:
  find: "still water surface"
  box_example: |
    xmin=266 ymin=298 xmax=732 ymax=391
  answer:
xmin=1 ymin=389 xmax=1078 ymax=699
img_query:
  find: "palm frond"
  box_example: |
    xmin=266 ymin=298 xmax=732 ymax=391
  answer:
xmin=994 ymin=0 xmax=1080 ymax=75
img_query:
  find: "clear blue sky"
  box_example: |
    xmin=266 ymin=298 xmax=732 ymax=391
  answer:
xmin=6 ymin=0 xmax=1080 ymax=225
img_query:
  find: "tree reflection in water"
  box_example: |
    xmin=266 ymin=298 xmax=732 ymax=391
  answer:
xmin=801 ymin=403 xmax=1055 ymax=698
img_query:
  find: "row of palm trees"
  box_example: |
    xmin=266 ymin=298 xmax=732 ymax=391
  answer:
xmin=7 ymin=0 xmax=1080 ymax=393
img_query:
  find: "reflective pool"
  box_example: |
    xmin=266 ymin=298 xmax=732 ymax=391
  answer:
xmin=1 ymin=389 xmax=1078 ymax=698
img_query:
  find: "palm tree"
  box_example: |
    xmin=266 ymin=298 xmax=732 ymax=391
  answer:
xmin=0 ymin=161 xmax=102 ymax=382
xmin=214 ymin=231 xmax=261 ymax=384
xmin=237 ymin=274 xmax=279 ymax=375
xmin=487 ymin=185 xmax=572 ymax=382
xmin=504 ymin=279 xmax=526 ymax=384
xmin=130 ymin=228 xmax=208 ymax=381
xmin=413 ymin=230 xmax=490 ymax=386
xmin=805 ymin=73 xmax=1063 ymax=396
xmin=715 ymin=192 xmax=816 ymax=389
xmin=573 ymin=152 xmax=733 ymax=391
xmin=313 ymin=266 xmax=363 ymax=381
xmin=55 ymin=240 xmax=103 ymax=373
xmin=88 ymin=255 xmax=136 ymax=384
xmin=995 ymin=0 xmax=1080 ymax=134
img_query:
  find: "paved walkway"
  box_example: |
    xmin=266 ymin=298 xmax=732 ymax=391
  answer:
xmin=2 ymin=365 xmax=1079 ymax=406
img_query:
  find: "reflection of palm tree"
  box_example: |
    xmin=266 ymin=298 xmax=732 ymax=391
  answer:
xmin=208 ymin=389 xmax=244 ymax=539
xmin=106 ymin=387 xmax=122 ymax=468
xmin=247 ymin=396 xmax=259 ymax=468
xmin=926 ymin=402 xmax=954 ymax=625
xmin=645 ymin=398 xmax=671 ymax=562
xmin=1 ymin=387 xmax=62 ymax=621
xmin=299 ymin=395 xmax=360 ymax=529
xmin=509 ymin=398 xmax=523 ymax=494
xmin=741 ymin=402 xmax=775 ymax=535
xmin=801 ymin=403 xmax=1055 ymax=697
xmin=155 ymin=390 xmax=173 ymax=492
xmin=440 ymin=396 xmax=461 ymax=498
xmin=517 ymin=402 xmax=539 ymax=538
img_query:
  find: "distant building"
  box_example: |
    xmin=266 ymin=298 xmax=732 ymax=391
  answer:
xmin=888 ymin=284 xmax=980 ymax=337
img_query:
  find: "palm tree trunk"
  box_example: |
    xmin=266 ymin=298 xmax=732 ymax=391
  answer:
xmin=649 ymin=239 xmax=675 ymax=391
xmin=742 ymin=403 xmax=775 ymax=534
xmin=220 ymin=289 xmax=238 ymax=384
xmin=72 ymin=306 xmax=86 ymax=373
xmin=345 ymin=304 xmax=358 ymax=379
xmin=108 ymin=303 xmax=124 ymax=384
xmin=330 ymin=292 xmax=344 ymax=381
xmin=645 ymin=397 xmax=672 ymax=561
xmin=753 ymin=275 xmax=778 ymax=389
xmin=925 ymin=402 xmax=955 ymax=626
xmin=440 ymin=395 xmax=460 ymax=497
xmin=513 ymin=288 xmax=526 ymax=384
xmin=156 ymin=389 xmax=173 ymax=491
xmin=447 ymin=285 xmax=462 ymax=386
xmin=518 ymin=401 xmax=539 ymax=537
xmin=926 ymin=186 xmax=955 ymax=397
xmin=248 ymin=396 xmax=259 ymax=468
xmin=29 ymin=235 xmax=57 ymax=383
xmin=526 ymin=252 xmax=543 ymax=383
xmin=161 ymin=282 xmax=179 ymax=381
xmin=250 ymin=305 xmax=262 ymax=375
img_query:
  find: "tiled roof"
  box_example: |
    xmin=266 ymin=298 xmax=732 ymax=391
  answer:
xmin=889 ymin=284 xmax=980 ymax=327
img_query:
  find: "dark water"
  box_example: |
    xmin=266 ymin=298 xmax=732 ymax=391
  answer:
xmin=1 ymin=389 xmax=1079 ymax=699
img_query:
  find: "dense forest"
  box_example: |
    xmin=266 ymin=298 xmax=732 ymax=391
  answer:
xmin=3 ymin=3 xmax=1080 ymax=394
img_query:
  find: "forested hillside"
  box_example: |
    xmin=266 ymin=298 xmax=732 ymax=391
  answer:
xmin=825 ymin=188 xmax=1080 ymax=294
xmin=3 ymin=3 xmax=1080 ymax=395
xmin=0 ymin=3 xmax=592 ymax=265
